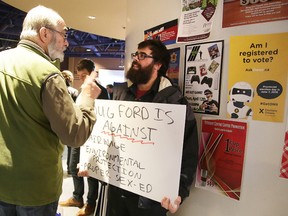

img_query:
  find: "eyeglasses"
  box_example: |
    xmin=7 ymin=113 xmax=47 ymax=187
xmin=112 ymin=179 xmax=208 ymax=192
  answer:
xmin=131 ymin=52 xmax=154 ymax=60
xmin=45 ymin=26 xmax=68 ymax=40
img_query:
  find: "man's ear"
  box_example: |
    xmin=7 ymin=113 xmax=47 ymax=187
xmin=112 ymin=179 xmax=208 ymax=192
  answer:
xmin=39 ymin=27 xmax=50 ymax=43
xmin=154 ymin=62 xmax=162 ymax=72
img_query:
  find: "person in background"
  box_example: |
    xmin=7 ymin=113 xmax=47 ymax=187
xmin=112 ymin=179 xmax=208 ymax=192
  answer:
xmin=62 ymin=70 xmax=78 ymax=101
xmin=76 ymin=60 xmax=109 ymax=100
xmin=61 ymin=70 xmax=79 ymax=175
xmin=59 ymin=59 xmax=109 ymax=216
xmin=0 ymin=5 xmax=101 ymax=216
xmin=79 ymin=39 xmax=199 ymax=216
xmin=106 ymin=84 xmax=114 ymax=99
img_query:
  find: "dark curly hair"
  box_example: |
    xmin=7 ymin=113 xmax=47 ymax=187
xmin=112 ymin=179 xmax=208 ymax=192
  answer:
xmin=137 ymin=39 xmax=170 ymax=76
xmin=76 ymin=58 xmax=95 ymax=73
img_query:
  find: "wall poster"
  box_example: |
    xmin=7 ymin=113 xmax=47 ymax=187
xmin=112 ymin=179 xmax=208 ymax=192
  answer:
xmin=195 ymin=118 xmax=248 ymax=200
xmin=79 ymin=99 xmax=186 ymax=203
xmin=177 ymin=0 xmax=219 ymax=42
xmin=223 ymin=0 xmax=288 ymax=28
xmin=280 ymin=116 xmax=288 ymax=179
xmin=227 ymin=33 xmax=288 ymax=122
xmin=184 ymin=40 xmax=223 ymax=115
xmin=167 ymin=47 xmax=180 ymax=86
xmin=144 ymin=19 xmax=178 ymax=45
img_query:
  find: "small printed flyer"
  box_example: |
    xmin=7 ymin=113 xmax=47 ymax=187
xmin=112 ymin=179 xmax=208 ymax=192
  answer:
xmin=227 ymin=32 xmax=288 ymax=122
xmin=196 ymin=118 xmax=248 ymax=200
xmin=177 ymin=0 xmax=219 ymax=42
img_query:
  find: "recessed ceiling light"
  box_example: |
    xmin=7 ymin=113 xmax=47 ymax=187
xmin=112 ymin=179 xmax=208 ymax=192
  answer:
xmin=86 ymin=48 xmax=91 ymax=52
xmin=88 ymin=16 xmax=96 ymax=20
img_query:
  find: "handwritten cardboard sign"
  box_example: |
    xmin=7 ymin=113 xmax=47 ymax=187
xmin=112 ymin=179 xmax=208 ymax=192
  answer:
xmin=79 ymin=99 xmax=186 ymax=202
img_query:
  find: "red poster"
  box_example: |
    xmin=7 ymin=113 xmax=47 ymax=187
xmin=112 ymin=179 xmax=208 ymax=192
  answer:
xmin=279 ymin=118 xmax=288 ymax=179
xmin=196 ymin=119 xmax=248 ymax=200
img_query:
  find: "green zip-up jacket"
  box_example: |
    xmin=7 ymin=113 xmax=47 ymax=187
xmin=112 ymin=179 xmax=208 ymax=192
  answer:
xmin=0 ymin=40 xmax=96 ymax=206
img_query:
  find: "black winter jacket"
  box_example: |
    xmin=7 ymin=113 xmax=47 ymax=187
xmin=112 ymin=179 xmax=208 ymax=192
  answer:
xmin=111 ymin=75 xmax=199 ymax=208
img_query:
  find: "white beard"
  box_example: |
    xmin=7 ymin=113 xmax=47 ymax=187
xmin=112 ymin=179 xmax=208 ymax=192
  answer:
xmin=47 ymin=39 xmax=65 ymax=62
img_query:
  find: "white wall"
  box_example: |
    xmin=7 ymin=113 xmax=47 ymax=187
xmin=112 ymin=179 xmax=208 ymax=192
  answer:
xmin=125 ymin=1 xmax=288 ymax=216
xmin=98 ymin=69 xmax=125 ymax=87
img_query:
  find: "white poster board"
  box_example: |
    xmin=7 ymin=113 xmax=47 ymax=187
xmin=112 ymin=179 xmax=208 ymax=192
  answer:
xmin=79 ymin=99 xmax=186 ymax=202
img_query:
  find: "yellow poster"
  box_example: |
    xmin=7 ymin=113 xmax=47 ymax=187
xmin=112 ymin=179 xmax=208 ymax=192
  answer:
xmin=227 ymin=33 xmax=288 ymax=122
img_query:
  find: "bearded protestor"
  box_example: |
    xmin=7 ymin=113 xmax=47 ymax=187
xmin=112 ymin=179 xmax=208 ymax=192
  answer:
xmin=104 ymin=39 xmax=199 ymax=216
